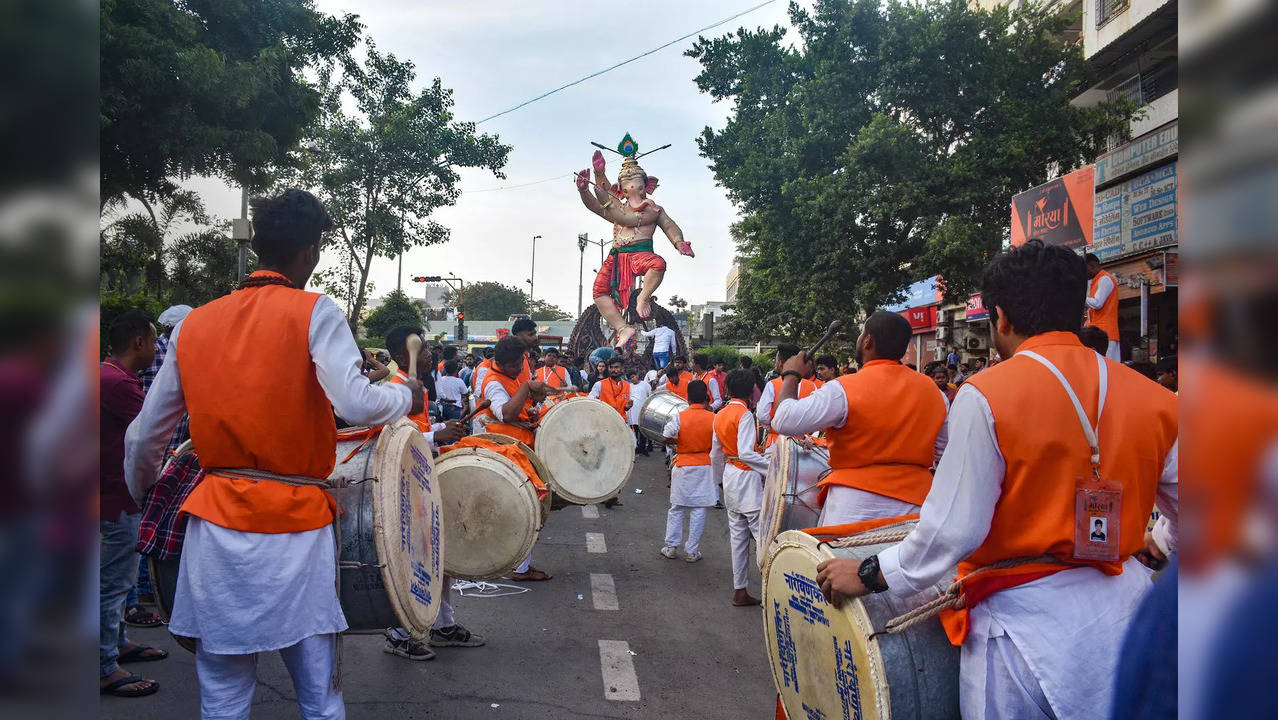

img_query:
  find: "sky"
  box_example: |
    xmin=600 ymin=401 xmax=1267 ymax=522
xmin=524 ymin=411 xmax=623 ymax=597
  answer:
xmin=187 ymin=0 xmax=805 ymax=316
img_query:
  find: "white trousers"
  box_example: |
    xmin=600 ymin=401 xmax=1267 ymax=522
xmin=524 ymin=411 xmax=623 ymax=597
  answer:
xmin=1105 ymin=340 xmax=1121 ymax=363
xmin=516 ymin=554 xmax=533 ymax=574
xmin=195 ymin=634 xmax=343 ymax=720
xmin=432 ymin=575 xmax=454 ymax=630
xmin=961 ymin=632 xmax=1056 ymax=720
xmin=727 ymin=509 xmax=760 ymax=589
xmin=664 ymin=505 xmax=707 ymax=555
xmin=818 ymin=486 xmax=919 ymax=527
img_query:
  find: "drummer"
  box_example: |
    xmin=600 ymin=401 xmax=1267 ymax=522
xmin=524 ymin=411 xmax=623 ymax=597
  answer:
xmin=479 ymin=335 xmax=561 ymax=581
xmin=657 ymin=380 xmax=716 ymax=563
xmin=711 ymin=370 xmax=770 ymax=606
xmin=387 ymin=325 xmax=465 ymax=448
xmin=756 ymin=343 xmax=821 ymax=452
xmin=689 ymin=353 xmax=724 ymax=410
xmin=588 ymin=357 xmax=632 ymax=419
xmin=123 ymin=189 xmax=424 ymax=718
xmin=534 ymin=347 xmax=569 ymax=389
xmin=770 ymin=311 xmax=948 ymax=525
xmin=813 ymin=354 xmax=838 ymax=384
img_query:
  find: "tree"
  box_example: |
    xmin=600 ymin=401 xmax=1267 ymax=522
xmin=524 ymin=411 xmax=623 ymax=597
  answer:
xmin=687 ymin=0 xmax=1132 ymax=341
xmin=444 ymin=282 xmax=570 ymax=322
xmin=100 ymin=0 xmax=361 ymax=205
xmin=363 ymin=289 xmax=428 ymax=339
xmin=284 ymin=42 xmax=511 ymax=328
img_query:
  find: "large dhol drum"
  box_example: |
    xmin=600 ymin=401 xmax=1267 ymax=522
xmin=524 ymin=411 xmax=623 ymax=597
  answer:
xmin=763 ymin=525 xmax=960 ymax=720
xmin=150 ymin=420 xmax=445 ymax=643
xmin=534 ymin=395 xmax=634 ymax=504
xmin=637 ymin=390 xmax=687 ymax=443
xmin=473 ymin=432 xmax=554 ymax=526
xmin=435 ymin=445 xmax=541 ymax=580
xmin=757 ymin=437 xmax=830 ymax=569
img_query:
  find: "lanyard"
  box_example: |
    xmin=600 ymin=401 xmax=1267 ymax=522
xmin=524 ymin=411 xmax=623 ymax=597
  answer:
xmin=1019 ymin=350 xmax=1108 ymax=475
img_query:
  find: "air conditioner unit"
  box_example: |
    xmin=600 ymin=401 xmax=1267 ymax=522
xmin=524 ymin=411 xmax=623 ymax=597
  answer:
xmin=935 ymin=327 xmax=950 ymax=341
xmin=966 ymin=335 xmax=987 ymax=350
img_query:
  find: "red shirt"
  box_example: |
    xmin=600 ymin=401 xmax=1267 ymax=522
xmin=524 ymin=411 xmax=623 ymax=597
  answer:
xmin=101 ymin=359 xmax=145 ymax=519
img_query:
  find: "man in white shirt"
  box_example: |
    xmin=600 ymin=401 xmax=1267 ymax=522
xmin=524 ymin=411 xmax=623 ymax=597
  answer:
xmin=711 ymin=370 xmax=771 ymax=606
xmin=435 ymin=359 xmax=470 ymax=421
xmin=627 ymin=370 xmax=653 ymax=456
xmin=1084 ymin=253 xmax=1122 ymax=362
xmin=689 ymin=353 xmax=723 ymax=410
xmin=641 ymin=324 xmax=677 ymax=369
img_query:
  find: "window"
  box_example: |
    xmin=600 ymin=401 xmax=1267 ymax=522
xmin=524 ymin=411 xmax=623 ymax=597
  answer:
xmin=1097 ymin=0 xmax=1128 ymax=27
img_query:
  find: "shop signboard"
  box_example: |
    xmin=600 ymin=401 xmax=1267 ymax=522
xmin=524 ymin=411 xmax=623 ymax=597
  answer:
xmin=1090 ymin=162 xmax=1178 ymax=261
xmin=1095 ymin=122 xmax=1177 ymax=186
xmin=901 ymin=305 xmax=938 ymax=332
xmin=1010 ymin=166 xmax=1095 ymax=251
xmin=965 ymin=294 xmax=988 ymax=321
xmin=884 ymin=276 xmax=941 ymax=312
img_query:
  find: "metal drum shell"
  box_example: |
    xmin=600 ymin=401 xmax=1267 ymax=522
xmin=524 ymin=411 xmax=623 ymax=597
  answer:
xmin=757 ymin=438 xmax=829 ymax=569
xmin=762 ymin=526 xmax=960 ymax=720
xmin=435 ymin=446 xmax=541 ymax=580
xmin=637 ymin=390 xmax=687 ymax=443
xmin=535 ymin=396 xmax=635 ymax=504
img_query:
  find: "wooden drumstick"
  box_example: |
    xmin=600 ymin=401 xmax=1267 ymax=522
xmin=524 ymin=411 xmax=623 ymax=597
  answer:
xmin=805 ymin=320 xmax=844 ymax=360
xmin=405 ymin=333 xmax=423 ymax=380
xmin=459 ymin=398 xmax=492 ymax=426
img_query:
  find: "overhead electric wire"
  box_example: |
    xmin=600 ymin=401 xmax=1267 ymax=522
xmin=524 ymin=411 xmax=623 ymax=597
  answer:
xmin=474 ymin=0 xmax=779 ymax=125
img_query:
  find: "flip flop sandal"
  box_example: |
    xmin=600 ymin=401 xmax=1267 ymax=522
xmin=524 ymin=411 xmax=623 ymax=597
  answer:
xmin=118 ymin=645 xmax=168 ymax=663
xmin=101 ymin=673 xmax=159 ymax=697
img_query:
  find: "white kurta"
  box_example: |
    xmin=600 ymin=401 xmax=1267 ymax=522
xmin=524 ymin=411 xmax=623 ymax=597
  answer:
xmin=627 ymin=381 xmax=652 ymax=425
xmin=709 ymin=401 xmax=769 ymax=513
xmin=876 ymin=383 xmax=1179 ymax=720
xmin=123 ymin=295 xmax=413 ymax=655
xmin=662 ymin=414 xmax=717 ymax=507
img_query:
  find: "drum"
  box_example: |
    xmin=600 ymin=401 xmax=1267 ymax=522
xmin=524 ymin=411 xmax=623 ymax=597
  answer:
xmin=757 ymin=437 xmax=830 ymax=569
xmin=637 ymin=390 xmax=687 ymax=443
xmin=763 ymin=525 xmax=960 ymax=720
xmin=473 ymin=433 xmax=554 ymax=526
xmin=534 ymin=396 xmax=634 ymax=504
xmin=150 ymin=420 xmax=445 ymax=645
xmin=435 ymin=446 xmax=541 ymax=580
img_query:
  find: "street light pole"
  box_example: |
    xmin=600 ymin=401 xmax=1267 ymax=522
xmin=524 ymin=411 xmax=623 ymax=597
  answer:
xmin=530 ymin=234 xmax=542 ymax=316
xmin=577 ymin=233 xmax=588 ymax=318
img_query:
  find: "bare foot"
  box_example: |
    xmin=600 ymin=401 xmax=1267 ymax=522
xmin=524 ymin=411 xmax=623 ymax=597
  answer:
xmin=614 ymin=325 xmax=637 ymax=350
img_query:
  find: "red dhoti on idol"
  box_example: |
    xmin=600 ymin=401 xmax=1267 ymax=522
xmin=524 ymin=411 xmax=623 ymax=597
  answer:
xmin=593 ymin=240 xmax=668 ymax=312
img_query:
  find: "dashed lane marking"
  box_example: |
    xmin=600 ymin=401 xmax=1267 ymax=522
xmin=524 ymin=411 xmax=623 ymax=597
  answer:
xmin=581 ymin=504 xmax=600 ymax=519
xmin=598 ymin=640 xmax=641 ymax=701
xmin=590 ymin=573 xmax=619 ymax=610
xmin=586 ymin=532 xmax=607 ymax=553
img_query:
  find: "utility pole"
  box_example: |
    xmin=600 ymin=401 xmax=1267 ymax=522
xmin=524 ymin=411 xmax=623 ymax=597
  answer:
xmin=530 ymin=234 xmax=541 ymax=316
xmin=577 ymin=233 xmax=588 ymax=318
xmin=233 ymin=186 xmax=250 ymax=282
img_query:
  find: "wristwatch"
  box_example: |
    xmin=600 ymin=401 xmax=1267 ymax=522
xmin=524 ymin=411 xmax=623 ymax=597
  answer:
xmin=858 ymin=555 xmax=889 ymax=594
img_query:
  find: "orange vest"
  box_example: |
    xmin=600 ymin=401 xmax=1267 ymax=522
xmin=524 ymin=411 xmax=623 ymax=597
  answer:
xmin=821 ymin=360 xmax=946 ymax=506
xmin=713 ymin=400 xmax=754 ymax=471
xmin=177 ymin=272 xmax=339 ymax=533
xmin=674 ymin=406 xmax=715 ymax=466
xmin=389 ymin=370 xmax=431 ymax=432
xmin=536 ymin=365 xmax=567 ymax=389
xmin=665 ymin=373 xmax=691 ymax=400
xmin=765 ymin=376 xmax=819 ymax=448
xmin=1086 ymin=270 xmax=1120 ymax=341
xmin=597 ymin=377 xmax=630 ymax=417
xmin=943 ymin=331 xmax=1177 ymax=644
xmin=481 ymin=369 xmax=535 ymax=446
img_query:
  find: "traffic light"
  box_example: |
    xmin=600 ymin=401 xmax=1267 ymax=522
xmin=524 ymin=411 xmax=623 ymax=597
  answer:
xmin=412 ymin=275 xmax=442 ymax=282
xmin=456 ymin=312 xmax=464 ymax=320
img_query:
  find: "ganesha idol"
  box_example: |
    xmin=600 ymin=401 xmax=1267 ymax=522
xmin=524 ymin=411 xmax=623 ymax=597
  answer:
xmin=575 ymin=134 xmax=693 ymax=349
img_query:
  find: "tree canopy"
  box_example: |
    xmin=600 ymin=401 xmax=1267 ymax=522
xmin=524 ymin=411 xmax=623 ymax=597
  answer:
xmin=100 ymin=0 xmax=361 ymax=204
xmin=363 ymin=289 xmax=428 ymax=339
xmin=445 ymin=281 xmax=571 ymax=322
xmin=284 ymin=42 xmax=511 ymax=327
xmin=688 ymin=0 xmax=1131 ymax=341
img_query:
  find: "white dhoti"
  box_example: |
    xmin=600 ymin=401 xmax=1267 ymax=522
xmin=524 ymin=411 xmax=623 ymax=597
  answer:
xmin=666 ymin=464 xmax=716 ymax=555
xmin=817 ymin=485 xmax=919 ymax=526
xmin=173 ymin=518 xmax=347 ymax=719
xmin=1105 ymin=340 xmax=1121 ymax=363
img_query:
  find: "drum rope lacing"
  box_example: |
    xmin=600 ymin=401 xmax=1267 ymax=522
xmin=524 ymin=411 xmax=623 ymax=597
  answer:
xmin=822 ymin=526 xmax=1063 ymax=640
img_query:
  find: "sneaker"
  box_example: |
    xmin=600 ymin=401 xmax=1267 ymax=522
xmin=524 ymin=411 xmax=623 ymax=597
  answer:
xmin=660 ymin=546 xmax=679 ymax=559
xmin=429 ymin=624 xmax=486 ymax=648
xmin=684 ymin=552 xmax=703 ymax=563
xmin=383 ymin=627 xmax=436 ymax=660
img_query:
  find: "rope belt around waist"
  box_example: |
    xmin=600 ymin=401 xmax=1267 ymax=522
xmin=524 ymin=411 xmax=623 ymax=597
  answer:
xmin=725 ymin=455 xmax=752 ymax=471
xmin=210 ymin=467 xmax=340 ymax=489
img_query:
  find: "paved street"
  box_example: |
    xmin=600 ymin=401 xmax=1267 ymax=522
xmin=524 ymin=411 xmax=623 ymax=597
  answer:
xmin=102 ymin=452 xmax=776 ymax=719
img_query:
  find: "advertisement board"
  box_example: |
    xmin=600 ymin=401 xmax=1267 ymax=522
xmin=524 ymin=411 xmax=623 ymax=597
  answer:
xmin=901 ymin=305 xmax=938 ymax=332
xmin=1090 ymin=162 xmax=1178 ymax=261
xmin=1095 ymin=122 xmax=1177 ymax=186
xmin=965 ymin=294 xmax=988 ymax=321
xmin=883 ymin=276 xmax=941 ymax=313
xmin=1010 ymin=165 xmax=1095 ymax=250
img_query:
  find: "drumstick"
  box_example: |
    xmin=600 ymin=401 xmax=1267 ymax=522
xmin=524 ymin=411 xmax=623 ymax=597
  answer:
xmin=459 ymin=399 xmax=491 ymax=426
xmin=405 ymin=333 xmax=423 ymax=380
xmin=805 ymin=320 xmax=844 ymax=360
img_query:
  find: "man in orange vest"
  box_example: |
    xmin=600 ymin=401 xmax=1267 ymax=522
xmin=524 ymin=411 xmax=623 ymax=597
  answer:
xmin=1085 ymin=252 xmax=1121 ymax=362
xmin=757 ymin=343 xmax=821 ymax=451
xmin=589 ymin=357 xmax=632 ymax=418
xmin=658 ymin=380 xmax=716 ymax=564
xmin=772 ymin=312 xmax=949 ymax=526
xmin=535 ymin=347 xmax=569 ymax=389
xmin=689 ymin=353 xmax=723 ymax=410
xmin=479 ymin=335 xmax=561 ymax=581
xmin=815 ymin=240 xmax=1177 ymax=719
xmin=712 ymin=370 xmax=771 ymax=606
xmin=124 ymin=189 xmax=425 ymax=718
xmin=386 ymin=325 xmax=465 ymax=446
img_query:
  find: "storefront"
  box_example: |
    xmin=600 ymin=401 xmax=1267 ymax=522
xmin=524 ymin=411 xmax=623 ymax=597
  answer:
xmin=886 ymin=277 xmax=941 ymax=371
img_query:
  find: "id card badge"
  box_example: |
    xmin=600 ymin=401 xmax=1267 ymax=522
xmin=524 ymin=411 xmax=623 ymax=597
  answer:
xmin=1074 ymin=475 xmax=1121 ymax=561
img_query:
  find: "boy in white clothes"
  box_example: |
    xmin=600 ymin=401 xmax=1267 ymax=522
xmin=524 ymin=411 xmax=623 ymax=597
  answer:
xmin=658 ymin=381 xmax=716 ymax=562
xmin=711 ymin=370 xmax=770 ymax=606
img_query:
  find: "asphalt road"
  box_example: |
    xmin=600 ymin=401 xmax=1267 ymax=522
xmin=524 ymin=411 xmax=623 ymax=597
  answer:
xmin=102 ymin=451 xmax=777 ymax=719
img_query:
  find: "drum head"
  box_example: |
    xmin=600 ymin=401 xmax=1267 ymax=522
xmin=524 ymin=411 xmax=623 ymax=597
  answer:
xmin=436 ymin=447 xmax=541 ymax=580
xmin=536 ymin=397 xmax=635 ymax=504
xmin=371 ymin=419 xmax=444 ymax=636
xmin=474 ymin=433 xmax=553 ymax=527
xmin=757 ymin=439 xmax=827 ymax=570
xmin=757 ymin=439 xmax=793 ymax=570
xmin=763 ymin=530 xmax=891 ymax=720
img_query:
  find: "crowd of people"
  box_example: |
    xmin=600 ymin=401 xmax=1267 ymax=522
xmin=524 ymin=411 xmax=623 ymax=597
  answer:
xmin=101 ymin=188 xmax=1177 ymax=720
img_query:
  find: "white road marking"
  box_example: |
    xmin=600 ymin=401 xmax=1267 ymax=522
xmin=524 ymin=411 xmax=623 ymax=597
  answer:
xmin=586 ymin=532 xmax=607 ymax=553
xmin=581 ymin=504 xmax=600 ymax=519
xmin=598 ymin=640 xmax=641 ymax=701
xmin=590 ymin=573 xmax=619 ymax=610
